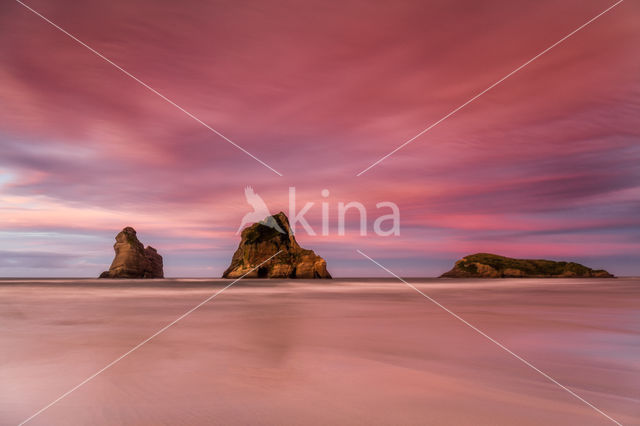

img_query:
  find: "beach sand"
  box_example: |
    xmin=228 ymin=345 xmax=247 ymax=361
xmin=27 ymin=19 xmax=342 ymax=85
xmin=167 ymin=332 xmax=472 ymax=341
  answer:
xmin=1 ymin=278 xmax=638 ymax=425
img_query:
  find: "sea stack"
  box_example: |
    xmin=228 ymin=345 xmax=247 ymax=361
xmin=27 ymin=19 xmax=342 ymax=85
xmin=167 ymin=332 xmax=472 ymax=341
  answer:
xmin=99 ymin=227 xmax=164 ymax=278
xmin=440 ymin=253 xmax=614 ymax=278
xmin=223 ymin=212 xmax=331 ymax=279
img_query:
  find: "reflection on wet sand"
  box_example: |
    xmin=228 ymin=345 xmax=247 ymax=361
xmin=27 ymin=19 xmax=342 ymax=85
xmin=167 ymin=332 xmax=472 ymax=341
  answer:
xmin=0 ymin=278 xmax=638 ymax=425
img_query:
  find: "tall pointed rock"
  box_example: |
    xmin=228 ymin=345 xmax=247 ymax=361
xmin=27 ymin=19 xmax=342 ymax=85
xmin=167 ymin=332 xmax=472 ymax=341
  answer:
xmin=223 ymin=212 xmax=331 ymax=279
xmin=99 ymin=227 xmax=164 ymax=278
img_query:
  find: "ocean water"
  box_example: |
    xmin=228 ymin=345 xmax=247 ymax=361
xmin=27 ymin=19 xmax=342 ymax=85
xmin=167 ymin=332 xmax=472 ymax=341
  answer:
xmin=1 ymin=278 xmax=639 ymax=425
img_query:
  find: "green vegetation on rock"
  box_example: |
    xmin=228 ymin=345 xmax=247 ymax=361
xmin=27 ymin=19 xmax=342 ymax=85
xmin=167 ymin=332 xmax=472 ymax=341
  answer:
xmin=440 ymin=253 xmax=614 ymax=278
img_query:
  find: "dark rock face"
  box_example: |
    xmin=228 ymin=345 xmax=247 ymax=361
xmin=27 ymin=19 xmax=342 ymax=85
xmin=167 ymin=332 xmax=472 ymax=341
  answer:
xmin=440 ymin=253 xmax=614 ymax=278
xmin=223 ymin=212 xmax=331 ymax=279
xmin=99 ymin=227 xmax=164 ymax=278
xmin=144 ymin=246 xmax=164 ymax=278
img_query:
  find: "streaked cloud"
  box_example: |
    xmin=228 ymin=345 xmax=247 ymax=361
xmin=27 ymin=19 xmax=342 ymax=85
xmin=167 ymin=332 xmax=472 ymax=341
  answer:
xmin=1 ymin=0 xmax=638 ymax=276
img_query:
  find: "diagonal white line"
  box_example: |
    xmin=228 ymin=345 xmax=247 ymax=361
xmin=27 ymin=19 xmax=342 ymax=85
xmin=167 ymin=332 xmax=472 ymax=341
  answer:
xmin=14 ymin=0 xmax=283 ymax=177
xmin=356 ymin=249 xmax=622 ymax=425
xmin=356 ymin=0 xmax=625 ymax=176
xmin=18 ymin=250 xmax=283 ymax=426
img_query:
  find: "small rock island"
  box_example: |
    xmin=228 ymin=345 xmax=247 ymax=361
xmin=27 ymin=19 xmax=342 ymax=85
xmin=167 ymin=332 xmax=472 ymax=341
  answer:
xmin=223 ymin=212 xmax=331 ymax=279
xmin=441 ymin=253 xmax=614 ymax=278
xmin=99 ymin=227 xmax=164 ymax=278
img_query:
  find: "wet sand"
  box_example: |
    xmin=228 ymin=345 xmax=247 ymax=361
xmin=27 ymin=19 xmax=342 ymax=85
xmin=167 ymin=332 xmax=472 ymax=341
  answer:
xmin=1 ymin=278 xmax=639 ymax=425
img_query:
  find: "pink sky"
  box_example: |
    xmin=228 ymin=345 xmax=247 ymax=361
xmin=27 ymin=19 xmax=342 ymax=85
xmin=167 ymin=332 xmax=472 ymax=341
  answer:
xmin=1 ymin=0 xmax=639 ymax=276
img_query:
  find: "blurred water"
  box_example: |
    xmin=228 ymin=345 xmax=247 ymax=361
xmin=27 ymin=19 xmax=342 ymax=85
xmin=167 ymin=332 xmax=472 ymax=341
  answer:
xmin=1 ymin=278 xmax=639 ymax=425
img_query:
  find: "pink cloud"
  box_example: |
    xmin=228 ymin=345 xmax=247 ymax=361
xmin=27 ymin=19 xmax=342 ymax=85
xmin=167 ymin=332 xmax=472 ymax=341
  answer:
xmin=0 ymin=0 xmax=639 ymax=276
